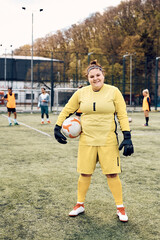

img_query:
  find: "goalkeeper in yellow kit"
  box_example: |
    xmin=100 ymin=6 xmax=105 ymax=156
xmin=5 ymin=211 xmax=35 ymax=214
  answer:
xmin=54 ymin=60 xmax=134 ymax=222
xmin=142 ymin=89 xmax=151 ymax=126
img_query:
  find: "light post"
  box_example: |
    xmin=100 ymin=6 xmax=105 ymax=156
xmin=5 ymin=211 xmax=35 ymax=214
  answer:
xmin=4 ymin=48 xmax=7 ymax=88
xmin=88 ymin=52 xmax=94 ymax=65
xmin=75 ymin=52 xmax=78 ymax=87
xmin=123 ymin=53 xmax=135 ymax=106
xmin=22 ymin=7 xmax=43 ymax=112
xmin=87 ymin=52 xmax=94 ymax=85
xmin=1 ymin=44 xmax=13 ymax=88
xmin=155 ymin=57 xmax=160 ymax=110
xmin=0 ymin=44 xmax=2 ymax=55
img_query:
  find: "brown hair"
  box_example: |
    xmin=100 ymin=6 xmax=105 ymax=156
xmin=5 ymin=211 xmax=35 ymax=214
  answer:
xmin=85 ymin=60 xmax=105 ymax=77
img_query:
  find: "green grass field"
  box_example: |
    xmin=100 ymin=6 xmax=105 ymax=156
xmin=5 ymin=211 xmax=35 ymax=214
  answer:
xmin=0 ymin=112 xmax=159 ymax=240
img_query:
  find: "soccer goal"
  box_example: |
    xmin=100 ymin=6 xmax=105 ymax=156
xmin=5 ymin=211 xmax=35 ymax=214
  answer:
xmin=53 ymin=88 xmax=78 ymax=113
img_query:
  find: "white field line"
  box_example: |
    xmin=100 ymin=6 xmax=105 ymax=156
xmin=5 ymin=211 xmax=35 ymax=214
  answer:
xmin=2 ymin=114 xmax=52 ymax=138
xmin=2 ymin=114 xmax=160 ymax=137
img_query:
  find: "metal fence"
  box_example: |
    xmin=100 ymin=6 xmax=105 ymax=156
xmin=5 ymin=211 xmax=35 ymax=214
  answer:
xmin=0 ymin=50 xmax=160 ymax=111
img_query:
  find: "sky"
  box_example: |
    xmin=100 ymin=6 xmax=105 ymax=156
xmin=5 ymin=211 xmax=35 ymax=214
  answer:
xmin=0 ymin=0 xmax=122 ymax=55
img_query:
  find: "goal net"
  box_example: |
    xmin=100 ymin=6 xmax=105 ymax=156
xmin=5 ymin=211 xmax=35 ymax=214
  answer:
xmin=54 ymin=88 xmax=78 ymax=113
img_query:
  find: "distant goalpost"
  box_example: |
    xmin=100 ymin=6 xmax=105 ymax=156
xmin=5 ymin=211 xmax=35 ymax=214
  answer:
xmin=0 ymin=87 xmax=78 ymax=113
xmin=53 ymin=88 xmax=78 ymax=114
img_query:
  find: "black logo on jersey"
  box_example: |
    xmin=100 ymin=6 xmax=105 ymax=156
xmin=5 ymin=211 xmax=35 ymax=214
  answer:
xmin=93 ymin=102 xmax=96 ymax=111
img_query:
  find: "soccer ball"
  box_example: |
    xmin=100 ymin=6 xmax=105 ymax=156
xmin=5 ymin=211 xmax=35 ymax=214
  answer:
xmin=128 ymin=117 xmax=132 ymax=123
xmin=62 ymin=117 xmax=81 ymax=138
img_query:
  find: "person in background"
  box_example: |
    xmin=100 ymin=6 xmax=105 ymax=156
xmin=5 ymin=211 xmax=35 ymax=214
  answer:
xmin=142 ymin=89 xmax=151 ymax=126
xmin=38 ymin=87 xmax=50 ymax=124
xmin=54 ymin=60 xmax=134 ymax=222
xmin=2 ymin=87 xmax=19 ymax=126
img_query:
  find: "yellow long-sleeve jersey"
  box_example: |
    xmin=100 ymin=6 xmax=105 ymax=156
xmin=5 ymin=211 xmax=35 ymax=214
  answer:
xmin=56 ymin=84 xmax=130 ymax=146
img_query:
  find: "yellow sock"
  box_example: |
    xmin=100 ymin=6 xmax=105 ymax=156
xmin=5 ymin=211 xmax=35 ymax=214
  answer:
xmin=107 ymin=175 xmax=123 ymax=206
xmin=77 ymin=175 xmax=91 ymax=203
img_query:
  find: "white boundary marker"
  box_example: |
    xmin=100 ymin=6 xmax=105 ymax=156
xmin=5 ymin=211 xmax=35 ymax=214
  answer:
xmin=2 ymin=114 xmax=52 ymax=138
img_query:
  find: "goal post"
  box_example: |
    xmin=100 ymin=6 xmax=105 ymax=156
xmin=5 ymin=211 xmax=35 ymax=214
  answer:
xmin=53 ymin=88 xmax=78 ymax=114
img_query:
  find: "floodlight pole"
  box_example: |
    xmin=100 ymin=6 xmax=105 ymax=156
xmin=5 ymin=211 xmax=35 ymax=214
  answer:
xmin=31 ymin=12 xmax=34 ymax=112
xmin=122 ymin=56 xmax=126 ymax=97
xmin=130 ymin=54 xmax=132 ymax=107
xmin=50 ymin=51 xmax=54 ymax=112
xmin=88 ymin=52 xmax=94 ymax=65
xmin=87 ymin=52 xmax=94 ymax=85
xmin=22 ymin=7 xmax=43 ymax=112
xmin=155 ymin=57 xmax=160 ymax=110
xmin=4 ymin=48 xmax=7 ymax=88
xmin=123 ymin=53 xmax=135 ymax=106
xmin=0 ymin=44 xmax=13 ymax=88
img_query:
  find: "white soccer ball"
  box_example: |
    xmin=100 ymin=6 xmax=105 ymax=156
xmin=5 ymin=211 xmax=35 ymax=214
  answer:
xmin=62 ymin=117 xmax=82 ymax=138
xmin=128 ymin=117 xmax=132 ymax=123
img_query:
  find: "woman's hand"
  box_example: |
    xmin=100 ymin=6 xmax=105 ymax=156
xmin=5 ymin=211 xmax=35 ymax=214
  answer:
xmin=54 ymin=125 xmax=67 ymax=144
xmin=119 ymin=131 xmax=134 ymax=156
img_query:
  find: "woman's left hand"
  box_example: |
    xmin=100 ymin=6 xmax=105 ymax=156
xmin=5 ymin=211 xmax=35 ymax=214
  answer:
xmin=119 ymin=131 xmax=134 ymax=156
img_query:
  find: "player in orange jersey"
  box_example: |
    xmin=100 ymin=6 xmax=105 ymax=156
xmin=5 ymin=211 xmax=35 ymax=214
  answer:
xmin=2 ymin=87 xmax=19 ymax=126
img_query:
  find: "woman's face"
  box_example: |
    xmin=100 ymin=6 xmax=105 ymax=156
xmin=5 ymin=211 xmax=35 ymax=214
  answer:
xmin=143 ymin=91 xmax=147 ymax=97
xmin=8 ymin=89 xmax=12 ymax=94
xmin=41 ymin=88 xmax=45 ymax=94
xmin=88 ymin=68 xmax=104 ymax=91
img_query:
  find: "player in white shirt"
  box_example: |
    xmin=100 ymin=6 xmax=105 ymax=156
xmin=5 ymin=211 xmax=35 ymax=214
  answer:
xmin=38 ymin=87 xmax=50 ymax=124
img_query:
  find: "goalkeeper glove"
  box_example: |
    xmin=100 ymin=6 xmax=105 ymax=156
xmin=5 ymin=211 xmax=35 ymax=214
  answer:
xmin=119 ymin=131 xmax=134 ymax=156
xmin=54 ymin=124 xmax=67 ymax=144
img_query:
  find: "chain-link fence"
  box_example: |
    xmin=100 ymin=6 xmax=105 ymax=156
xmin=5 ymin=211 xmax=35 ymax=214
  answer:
xmin=0 ymin=50 xmax=160 ymax=112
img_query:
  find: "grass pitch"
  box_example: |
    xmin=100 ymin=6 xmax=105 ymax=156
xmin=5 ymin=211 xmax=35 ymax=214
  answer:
xmin=0 ymin=111 xmax=159 ymax=240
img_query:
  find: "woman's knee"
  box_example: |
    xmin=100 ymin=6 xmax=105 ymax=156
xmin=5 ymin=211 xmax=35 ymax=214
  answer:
xmin=144 ymin=111 xmax=149 ymax=117
xmin=106 ymin=173 xmax=117 ymax=178
xmin=81 ymin=173 xmax=92 ymax=177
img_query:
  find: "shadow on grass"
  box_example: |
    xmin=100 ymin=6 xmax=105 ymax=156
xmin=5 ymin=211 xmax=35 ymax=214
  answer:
xmin=63 ymin=213 xmax=142 ymax=240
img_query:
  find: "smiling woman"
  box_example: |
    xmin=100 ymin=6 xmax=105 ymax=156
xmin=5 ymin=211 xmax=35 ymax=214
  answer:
xmin=87 ymin=60 xmax=105 ymax=92
xmin=54 ymin=59 xmax=134 ymax=222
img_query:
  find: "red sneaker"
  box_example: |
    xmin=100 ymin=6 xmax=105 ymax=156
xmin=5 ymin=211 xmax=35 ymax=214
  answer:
xmin=69 ymin=203 xmax=85 ymax=217
xmin=41 ymin=121 xmax=44 ymax=124
xmin=117 ymin=207 xmax=128 ymax=222
xmin=47 ymin=121 xmax=51 ymax=123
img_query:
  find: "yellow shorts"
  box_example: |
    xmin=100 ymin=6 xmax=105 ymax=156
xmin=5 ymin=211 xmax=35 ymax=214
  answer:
xmin=77 ymin=145 xmax=121 ymax=175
